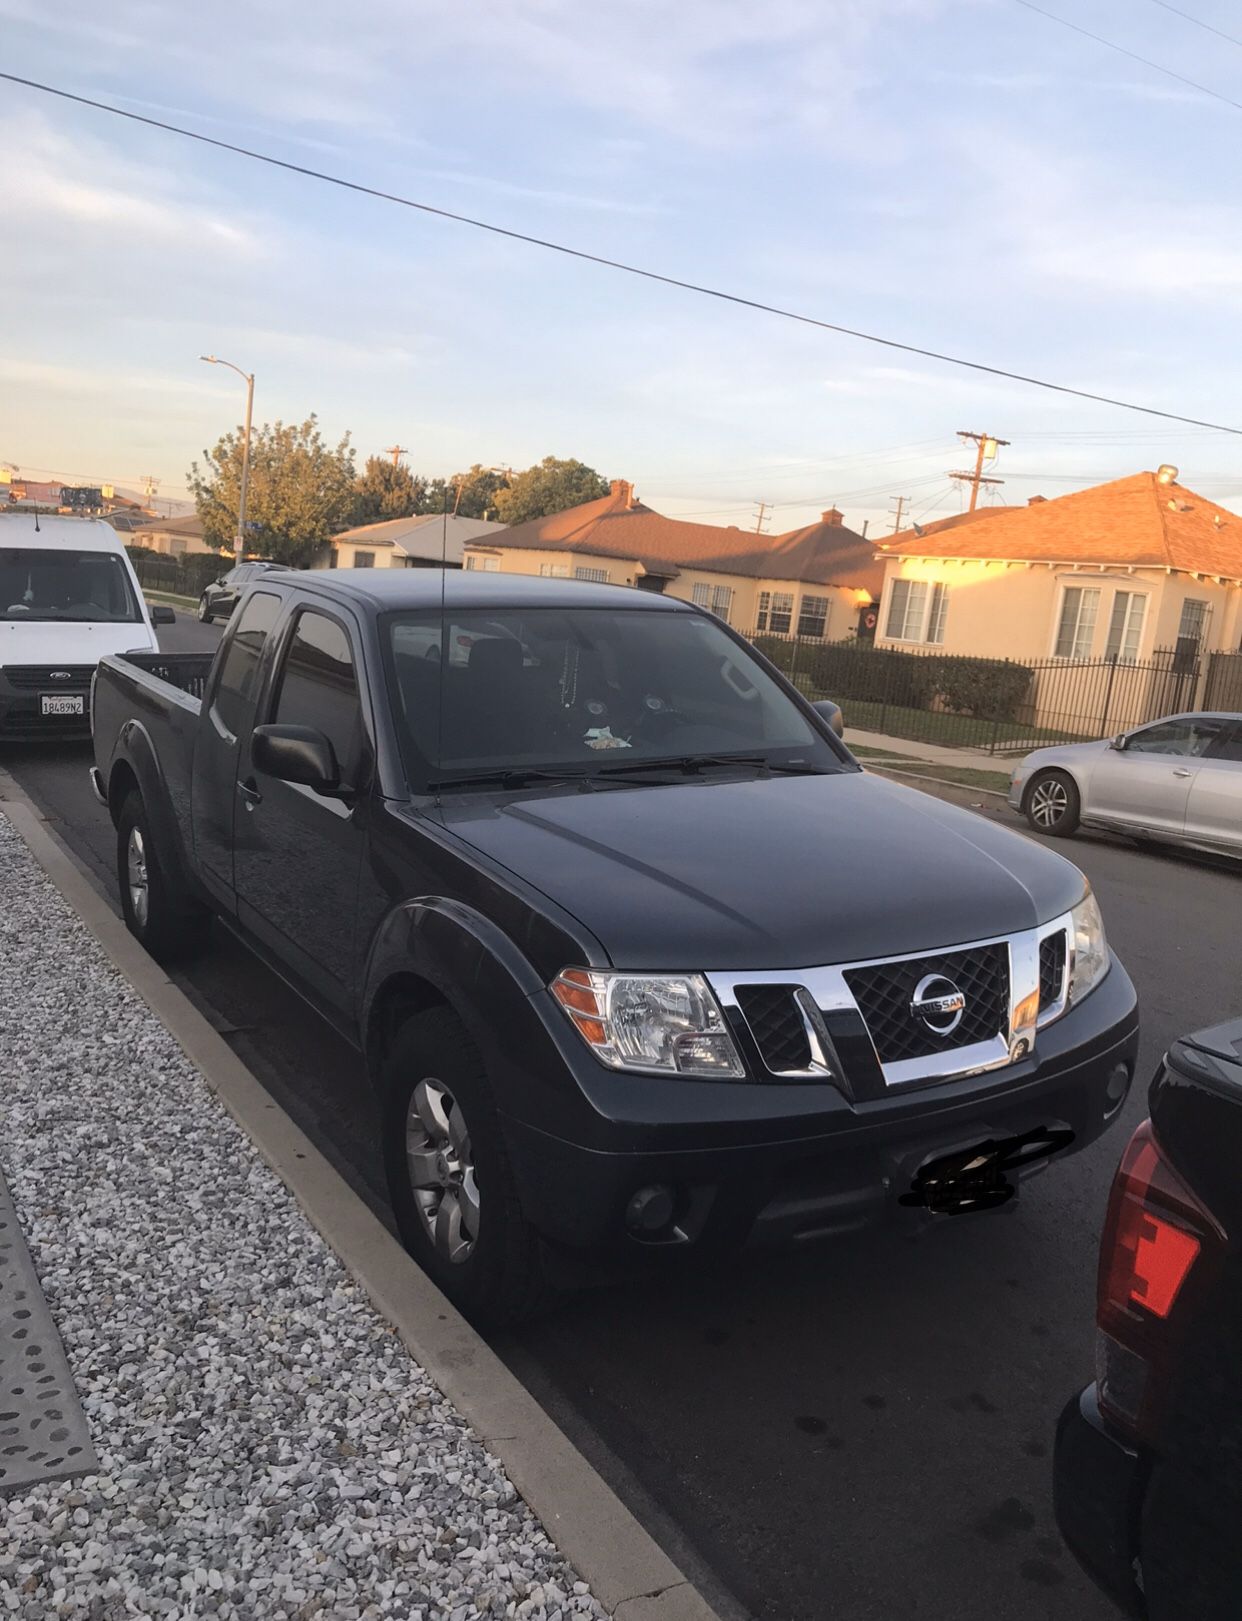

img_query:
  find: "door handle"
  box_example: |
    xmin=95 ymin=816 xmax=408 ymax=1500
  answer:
xmin=238 ymin=778 xmax=263 ymax=808
xmin=1172 ymin=767 xmax=1193 ymax=778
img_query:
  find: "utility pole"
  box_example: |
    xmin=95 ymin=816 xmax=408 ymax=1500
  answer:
xmin=384 ymin=444 xmax=408 ymax=467
xmin=949 ymin=430 xmax=1010 ymax=512
xmin=142 ymin=475 xmax=160 ymax=509
xmin=888 ymin=494 xmax=907 ymax=535
xmin=752 ymin=500 xmax=771 ymax=535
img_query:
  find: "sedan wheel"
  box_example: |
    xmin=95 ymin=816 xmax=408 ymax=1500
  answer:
xmin=1024 ymin=769 xmax=1081 ymax=837
xmin=197 ymin=596 xmax=213 ymax=622
xmin=404 ymin=1077 xmax=480 ymax=1264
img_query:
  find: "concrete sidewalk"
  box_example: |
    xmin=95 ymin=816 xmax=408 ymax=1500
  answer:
xmin=0 ymin=806 xmax=715 ymax=1621
xmin=847 ymin=727 xmax=1017 ymax=774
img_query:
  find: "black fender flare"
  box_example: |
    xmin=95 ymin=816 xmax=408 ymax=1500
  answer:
xmin=105 ymin=722 xmax=200 ymax=902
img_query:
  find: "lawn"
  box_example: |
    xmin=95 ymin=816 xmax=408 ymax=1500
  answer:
xmin=866 ymin=760 xmax=1014 ymax=795
xmin=841 ymin=698 xmax=1085 ymax=754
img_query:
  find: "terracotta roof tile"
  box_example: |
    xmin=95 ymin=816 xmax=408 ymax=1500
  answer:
xmin=880 ymin=473 xmax=1242 ymax=580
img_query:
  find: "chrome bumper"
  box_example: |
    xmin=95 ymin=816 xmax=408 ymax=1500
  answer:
xmin=88 ymin=766 xmax=107 ymax=807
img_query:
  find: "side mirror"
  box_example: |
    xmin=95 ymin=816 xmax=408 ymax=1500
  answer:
xmin=252 ymin=723 xmax=345 ymax=797
xmin=149 ymin=604 xmax=176 ymax=626
xmin=1109 ymin=732 xmax=1128 ymax=751
xmin=812 ymin=698 xmax=844 ymax=738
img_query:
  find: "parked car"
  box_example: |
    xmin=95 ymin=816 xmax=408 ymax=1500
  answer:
xmin=1009 ymin=711 xmax=1242 ymax=859
xmin=91 ymin=572 xmax=1138 ymax=1323
xmin=197 ymin=561 xmax=290 ymax=622
xmin=1054 ymin=1019 xmax=1242 ymax=1619
xmin=0 ymin=513 xmax=173 ymax=740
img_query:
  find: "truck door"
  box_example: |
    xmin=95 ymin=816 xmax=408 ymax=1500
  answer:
xmin=233 ymin=605 xmax=369 ymax=1016
xmin=191 ymin=588 xmax=283 ymax=906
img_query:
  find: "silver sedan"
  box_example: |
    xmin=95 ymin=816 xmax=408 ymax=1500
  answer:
xmin=1009 ymin=710 xmax=1242 ymax=859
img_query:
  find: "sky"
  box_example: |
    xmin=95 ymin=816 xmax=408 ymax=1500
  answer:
xmin=2 ymin=0 xmax=1242 ymax=533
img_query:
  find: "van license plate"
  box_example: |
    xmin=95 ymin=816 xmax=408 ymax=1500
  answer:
xmin=40 ymin=695 xmax=84 ymax=717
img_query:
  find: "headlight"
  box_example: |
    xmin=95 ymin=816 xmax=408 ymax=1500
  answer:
xmin=1069 ymin=889 xmax=1110 ymax=1004
xmin=551 ymin=968 xmax=745 ymax=1078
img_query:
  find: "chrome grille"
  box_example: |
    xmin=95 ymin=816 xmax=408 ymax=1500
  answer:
xmin=844 ymin=944 xmax=1010 ymax=1064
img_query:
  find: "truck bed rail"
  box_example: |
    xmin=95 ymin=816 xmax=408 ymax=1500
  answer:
xmin=119 ymin=651 xmax=214 ymax=701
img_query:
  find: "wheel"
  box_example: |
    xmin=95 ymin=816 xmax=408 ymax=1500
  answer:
xmin=116 ymin=791 xmax=210 ymax=961
xmin=1023 ymin=769 xmax=1081 ymax=837
xmin=197 ymin=595 xmax=213 ymax=623
xmin=381 ymin=1007 xmax=550 ymax=1327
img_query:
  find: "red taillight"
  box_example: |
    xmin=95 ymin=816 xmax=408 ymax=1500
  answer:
xmin=1096 ymin=1119 xmax=1222 ymax=1440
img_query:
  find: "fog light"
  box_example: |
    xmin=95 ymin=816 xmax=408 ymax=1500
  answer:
xmin=1105 ymin=1063 xmax=1131 ymax=1117
xmin=626 ymin=1184 xmax=675 ymax=1235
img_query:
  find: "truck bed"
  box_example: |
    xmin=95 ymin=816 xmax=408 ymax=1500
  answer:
xmin=116 ymin=651 xmax=214 ymax=702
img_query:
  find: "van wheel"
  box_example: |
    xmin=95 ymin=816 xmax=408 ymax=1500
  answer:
xmin=381 ymin=1007 xmax=551 ymax=1327
xmin=1024 ymin=770 xmax=1080 ymax=837
xmin=197 ymin=596 xmax=213 ymax=623
xmin=116 ymin=791 xmax=209 ymax=961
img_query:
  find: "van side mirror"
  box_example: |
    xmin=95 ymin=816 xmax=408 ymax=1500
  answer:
xmin=252 ymin=723 xmax=346 ymax=797
xmin=149 ymin=604 xmax=176 ymax=626
xmin=1109 ymin=732 xmax=1129 ymax=751
xmin=812 ymin=698 xmax=844 ymax=738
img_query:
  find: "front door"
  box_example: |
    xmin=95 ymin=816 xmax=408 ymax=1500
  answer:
xmin=233 ymin=605 xmax=371 ymax=1018
xmin=1184 ymin=723 xmax=1242 ymax=853
xmin=1088 ymin=715 xmax=1230 ymax=837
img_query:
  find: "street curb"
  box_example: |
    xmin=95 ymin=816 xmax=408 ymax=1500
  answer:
xmin=0 ymin=774 xmax=724 ymax=1621
xmin=867 ymin=764 xmax=1009 ymax=800
xmin=141 ymin=589 xmax=199 ymax=610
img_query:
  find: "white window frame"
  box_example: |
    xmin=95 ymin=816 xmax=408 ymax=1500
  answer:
xmin=692 ymin=583 xmax=733 ymax=622
xmin=884 ymin=578 xmax=947 ymax=644
xmin=538 ymin=562 xmax=570 ymax=577
xmin=1053 ymin=585 xmax=1100 ymax=660
xmin=1177 ymin=597 xmax=1210 ymax=645
xmin=1105 ymin=589 xmax=1148 ymax=664
xmin=352 ymin=549 xmax=376 ymax=569
xmin=574 ymin=565 xmax=609 ymax=583
xmin=797 ymin=594 xmax=830 ymax=639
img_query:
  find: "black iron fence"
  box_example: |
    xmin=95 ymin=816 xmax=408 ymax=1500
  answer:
xmin=746 ymin=629 xmax=1209 ymax=755
xmin=125 ymin=547 xmax=229 ymax=600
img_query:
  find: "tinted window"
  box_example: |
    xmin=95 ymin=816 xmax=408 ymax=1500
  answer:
xmin=1208 ymin=724 xmax=1242 ymax=764
xmin=212 ymin=591 xmax=281 ymax=736
xmin=1128 ymin=717 xmax=1228 ymax=757
xmin=272 ymin=611 xmax=364 ymax=781
xmin=0 ymin=547 xmax=140 ymax=623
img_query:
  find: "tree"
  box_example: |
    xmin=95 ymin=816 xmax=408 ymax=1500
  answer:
xmin=493 ymin=457 xmax=608 ymax=526
xmin=448 ymin=464 xmax=510 ymax=520
xmin=189 ymin=415 xmax=356 ymax=566
xmin=352 ymin=456 xmax=427 ymax=525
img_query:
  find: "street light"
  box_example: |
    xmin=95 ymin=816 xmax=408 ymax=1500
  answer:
xmin=200 ymin=355 xmax=255 ymax=564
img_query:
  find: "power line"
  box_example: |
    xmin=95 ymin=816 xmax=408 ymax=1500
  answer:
xmin=3 ymin=70 xmax=1241 ymax=441
xmin=1011 ymin=0 xmax=1242 ymax=116
xmin=1145 ymin=0 xmax=1242 ymax=52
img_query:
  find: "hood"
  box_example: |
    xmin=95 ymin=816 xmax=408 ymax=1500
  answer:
xmin=0 ymin=619 xmax=157 ymax=664
xmin=437 ymin=771 xmax=1087 ymax=971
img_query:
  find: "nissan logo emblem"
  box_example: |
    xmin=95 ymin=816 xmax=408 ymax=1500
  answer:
xmin=910 ymin=973 xmax=966 ymax=1036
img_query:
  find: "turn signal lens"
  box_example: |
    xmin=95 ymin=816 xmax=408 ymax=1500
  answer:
xmin=551 ymin=969 xmax=745 ymax=1079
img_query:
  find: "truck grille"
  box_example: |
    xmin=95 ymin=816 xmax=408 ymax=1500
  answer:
xmin=2 ymin=664 xmax=95 ymax=690
xmin=844 ymin=944 xmax=1010 ymax=1064
xmin=735 ymin=985 xmax=811 ymax=1072
xmin=1039 ymin=931 xmax=1067 ymax=1010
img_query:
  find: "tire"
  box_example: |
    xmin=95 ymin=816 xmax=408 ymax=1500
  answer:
xmin=1023 ymin=769 xmax=1081 ymax=837
xmin=381 ymin=1006 xmax=551 ymax=1327
xmin=116 ymin=790 xmax=210 ymax=961
xmin=197 ymin=596 xmax=213 ymax=623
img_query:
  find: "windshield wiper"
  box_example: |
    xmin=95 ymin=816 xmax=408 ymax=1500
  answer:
xmin=429 ymin=766 xmax=598 ymax=792
xmin=592 ymin=753 xmax=828 ymax=778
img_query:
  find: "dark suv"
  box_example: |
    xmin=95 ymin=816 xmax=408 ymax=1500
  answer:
xmin=197 ymin=561 xmax=289 ymax=622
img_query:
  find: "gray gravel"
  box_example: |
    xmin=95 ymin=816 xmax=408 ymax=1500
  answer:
xmin=0 ymin=813 xmax=605 ymax=1621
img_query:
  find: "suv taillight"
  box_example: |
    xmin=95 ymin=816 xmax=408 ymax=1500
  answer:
xmin=1095 ymin=1118 xmax=1223 ymax=1442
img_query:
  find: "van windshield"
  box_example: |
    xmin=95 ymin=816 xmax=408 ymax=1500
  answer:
xmin=0 ymin=548 xmax=142 ymax=622
xmin=384 ymin=605 xmax=842 ymax=785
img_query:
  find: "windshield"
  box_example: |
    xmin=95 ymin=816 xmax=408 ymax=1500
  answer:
xmin=0 ymin=548 xmax=142 ymax=623
xmin=384 ymin=605 xmax=842 ymax=785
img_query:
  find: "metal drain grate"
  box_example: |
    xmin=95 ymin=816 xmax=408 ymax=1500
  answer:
xmin=0 ymin=1169 xmax=98 ymax=1492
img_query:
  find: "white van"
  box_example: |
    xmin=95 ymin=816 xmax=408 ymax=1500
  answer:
xmin=0 ymin=513 xmax=173 ymax=739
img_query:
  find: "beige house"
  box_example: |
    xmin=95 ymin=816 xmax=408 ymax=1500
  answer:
xmin=876 ymin=471 xmax=1242 ymax=664
xmin=319 ymin=514 xmax=507 ymax=570
xmin=463 ymin=480 xmax=882 ymax=637
xmin=128 ymin=513 xmax=222 ymax=558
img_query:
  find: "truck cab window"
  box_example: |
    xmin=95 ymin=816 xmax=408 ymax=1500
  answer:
xmin=272 ymin=610 xmax=364 ymax=783
xmin=212 ymin=590 xmax=282 ymax=737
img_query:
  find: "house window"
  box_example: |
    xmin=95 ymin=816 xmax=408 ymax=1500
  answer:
xmin=352 ymin=549 xmax=375 ymax=568
xmin=1054 ymin=586 xmax=1100 ymax=659
xmin=574 ymin=566 xmax=609 ymax=582
xmin=756 ymin=590 xmax=793 ymax=634
xmin=693 ymin=583 xmax=733 ymax=622
xmin=479 ymin=555 xmax=500 ymax=571
xmin=885 ymin=579 xmax=948 ymax=643
xmin=464 ymin=555 xmax=475 ymax=570
xmin=1178 ymin=598 xmax=1210 ymax=645
xmin=539 ymin=562 xmax=570 ymax=578
xmin=1105 ymin=590 xmax=1147 ymax=663
xmin=797 ymin=594 xmax=830 ymax=639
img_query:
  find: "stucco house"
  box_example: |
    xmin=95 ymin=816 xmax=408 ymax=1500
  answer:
xmin=128 ymin=513 xmax=221 ymax=558
xmin=463 ymin=480 xmax=882 ymax=638
xmin=874 ymin=470 xmax=1242 ymax=665
xmin=319 ymin=514 xmax=508 ymax=570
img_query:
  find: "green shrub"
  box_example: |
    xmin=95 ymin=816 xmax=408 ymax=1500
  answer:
xmin=933 ymin=658 xmax=1033 ymax=720
xmin=749 ymin=635 xmax=1032 ymax=720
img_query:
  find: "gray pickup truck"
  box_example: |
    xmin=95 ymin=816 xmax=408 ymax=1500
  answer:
xmin=91 ymin=570 xmax=1139 ymax=1323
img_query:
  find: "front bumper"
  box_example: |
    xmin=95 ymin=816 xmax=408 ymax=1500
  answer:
xmin=503 ymin=959 xmax=1138 ymax=1258
xmin=1054 ymin=1385 xmax=1146 ymax=1618
xmin=0 ymin=671 xmax=93 ymax=740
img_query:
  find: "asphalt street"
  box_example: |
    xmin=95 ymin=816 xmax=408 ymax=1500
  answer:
xmin=6 ymin=608 xmax=1241 ymax=1621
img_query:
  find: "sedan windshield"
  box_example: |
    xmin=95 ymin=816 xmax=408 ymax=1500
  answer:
xmin=0 ymin=548 xmax=142 ymax=623
xmin=384 ymin=605 xmax=843 ymax=785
